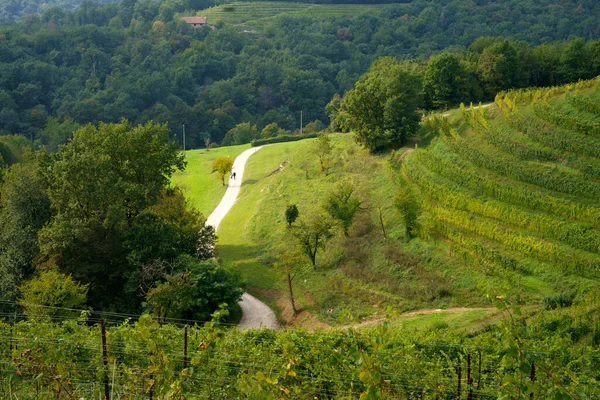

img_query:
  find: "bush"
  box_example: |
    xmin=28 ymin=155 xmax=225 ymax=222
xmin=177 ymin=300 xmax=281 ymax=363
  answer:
xmin=19 ymin=270 xmax=89 ymax=320
xmin=543 ymin=293 xmax=573 ymax=310
xmin=145 ymin=257 xmax=242 ymax=321
xmin=251 ymin=133 xmax=318 ymax=147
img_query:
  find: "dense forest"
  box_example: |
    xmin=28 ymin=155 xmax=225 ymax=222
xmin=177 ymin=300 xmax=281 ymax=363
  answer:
xmin=1 ymin=0 xmax=600 ymax=152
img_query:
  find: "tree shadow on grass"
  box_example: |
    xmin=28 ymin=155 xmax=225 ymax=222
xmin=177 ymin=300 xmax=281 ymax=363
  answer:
xmin=217 ymin=244 xmax=277 ymax=288
xmin=242 ymin=178 xmax=258 ymax=186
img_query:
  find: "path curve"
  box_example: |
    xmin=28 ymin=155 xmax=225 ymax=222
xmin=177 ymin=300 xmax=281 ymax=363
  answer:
xmin=237 ymin=293 xmax=278 ymax=330
xmin=205 ymin=146 xmax=279 ymax=330
xmin=206 ymin=146 xmax=263 ymax=231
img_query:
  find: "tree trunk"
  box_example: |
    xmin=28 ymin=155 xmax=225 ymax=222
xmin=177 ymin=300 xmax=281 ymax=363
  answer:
xmin=287 ymin=273 xmax=297 ymax=315
xmin=309 ymin=251 xmax=316 ymax=269
xmin=378 ymin=205 xmax=387 ymax=240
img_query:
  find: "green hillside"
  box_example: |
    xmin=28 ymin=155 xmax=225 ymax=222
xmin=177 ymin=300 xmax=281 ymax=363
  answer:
xmin=201 ymin=2 xmax=390 ymax=25
xmin=205 ymin=79 xmax=600 ymax=331
xmin=171 ymin=144 xmax=249 ymax=216
xmin=404 ymin=78 xmax=600 ymax=303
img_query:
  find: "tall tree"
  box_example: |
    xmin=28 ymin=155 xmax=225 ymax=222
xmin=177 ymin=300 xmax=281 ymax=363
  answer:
xmin=342 ymin=57 xmax=422 ymax=153
xmin=0 ymin=163 xmax=51 ymax=301
xmin=36 ymin=120 xmax=186 ymax=311
xmin=424 ymin=52 xmax=472 ymax=109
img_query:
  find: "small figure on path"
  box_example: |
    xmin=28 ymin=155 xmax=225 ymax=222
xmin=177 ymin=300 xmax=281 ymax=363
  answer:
xmin=233 ymin=172 xmax=237 ymax=179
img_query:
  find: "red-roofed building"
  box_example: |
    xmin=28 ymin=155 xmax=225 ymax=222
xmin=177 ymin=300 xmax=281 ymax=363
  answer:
xmin=179 ymin=16 xmax=207 ymax=27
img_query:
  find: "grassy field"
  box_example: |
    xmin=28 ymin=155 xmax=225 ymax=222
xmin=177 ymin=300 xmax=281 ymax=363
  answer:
xmin=198 ymin=1 xmax=393 ymax=25
xmin=215 ymin=135 xmax=502 ymax=326
xmin=178 ymin=80 xmax=600 ymax=331
xmin=171 ymin=144 xmax=249 ymax=217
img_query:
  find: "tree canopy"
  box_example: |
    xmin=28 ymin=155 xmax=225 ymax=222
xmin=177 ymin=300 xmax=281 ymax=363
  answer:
xmin=35 ymin=120 xmax=197 ymax=311
xmin=2 ymin=0 xmax=600 ymax=148
xmin=342 ymin=57 xmax=422 ymax=152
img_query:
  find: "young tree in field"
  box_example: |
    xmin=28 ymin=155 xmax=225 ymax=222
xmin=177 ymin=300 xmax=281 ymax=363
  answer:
xmin=285 ymin=204 xmax=299 ymax=227
xmin=290 ymin=213 xmax=333 ymax=269
xmin=212 ymin=156 xmax=233 ymax=185
xmin=275 ymin=249 xmax=308 ymax=315
xmin=394 ymin=187 xmax=419 ymax=240
xmin=342 ymin=57 xmax=422 ymax=152
xmin=313 ymin=132 xmax=332 ymax=173
xmin=324 ymin=184 xmax=361 ymax=237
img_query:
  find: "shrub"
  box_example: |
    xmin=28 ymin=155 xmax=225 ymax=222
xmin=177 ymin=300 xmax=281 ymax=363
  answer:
xmin=19 ymin=270 xmax=88 ymax=320
xmin=251 ymin=133 xmax=318 ymax=147
xmin=543 ymin=294 xmax=573 ymax=310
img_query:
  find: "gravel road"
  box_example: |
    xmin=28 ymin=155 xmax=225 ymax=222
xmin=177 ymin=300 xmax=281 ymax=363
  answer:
xmin=205 ymin=146 xmax=279 ymax=330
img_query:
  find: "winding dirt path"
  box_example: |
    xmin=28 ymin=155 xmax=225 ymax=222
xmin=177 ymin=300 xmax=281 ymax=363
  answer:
xmin=205 ymin=146 xmax=279 ymax=330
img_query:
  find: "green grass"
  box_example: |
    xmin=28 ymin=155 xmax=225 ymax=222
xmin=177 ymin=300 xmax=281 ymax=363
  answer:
xmin=199 ymin=2 xmax=392 ymax=26
xmin=177 ymin=82 xmax=600 ymax=332
xmin=214 ymin=135 xmax=495 ymax=326
xmin=171 ymin=144 xmax=249 ymax=217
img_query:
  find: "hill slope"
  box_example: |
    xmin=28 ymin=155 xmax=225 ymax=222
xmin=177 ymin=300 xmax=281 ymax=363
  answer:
xmin=207 ymin=79 xmax=600 ymax=330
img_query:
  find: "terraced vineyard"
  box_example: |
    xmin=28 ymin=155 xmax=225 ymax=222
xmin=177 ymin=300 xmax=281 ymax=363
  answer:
xmin=404 ymin=78 xmax=600 ymax=303
xmin=199 ymin=1 xmax=392 ymax=25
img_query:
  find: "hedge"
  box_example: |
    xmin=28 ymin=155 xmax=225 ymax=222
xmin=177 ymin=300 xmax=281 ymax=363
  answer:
xmin=251 ymin=132 xmax=319 ymax=147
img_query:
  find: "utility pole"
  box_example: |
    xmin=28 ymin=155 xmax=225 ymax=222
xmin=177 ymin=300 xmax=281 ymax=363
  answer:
xmin=182 ymin=124 xmax=186 ymax=157
xmin=300 ymin=110 xmax=303 ymax=135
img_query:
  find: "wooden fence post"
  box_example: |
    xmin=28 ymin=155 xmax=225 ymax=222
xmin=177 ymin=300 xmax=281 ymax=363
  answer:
xmin=101 ymin=319 xmax=110 ymax=400
xmin=530 ymin=361 xmax=535 ymax=399
xmin=183 ymin=326 xmax=188 ymax=369
xmin=457 ymin=364 xmax=462 ymax=399
xmin=467 ymin=353 xmax=473 ymax=400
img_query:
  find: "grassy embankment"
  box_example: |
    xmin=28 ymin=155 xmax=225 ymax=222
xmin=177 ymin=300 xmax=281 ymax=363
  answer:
xmin=214 ymin=135 xmax=503 ymax=328
xmin=178 ymin=80 xmax=600 ymax=332
xmin=171 ymin=144 xmax=249 ymax=217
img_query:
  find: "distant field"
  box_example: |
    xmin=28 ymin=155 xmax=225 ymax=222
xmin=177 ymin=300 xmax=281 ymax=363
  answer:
xmin=171 ymin=144 xmax=249 ymax=217
xmin=199 ymin=2 xmax=393 ymax=25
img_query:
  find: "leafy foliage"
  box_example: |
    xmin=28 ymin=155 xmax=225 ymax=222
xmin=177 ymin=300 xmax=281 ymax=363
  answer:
xmin=2 ymin=1 xmax=600 ymax=149
xmin=394 ymin=187 xmax=419 ymax=239
xmin=290 ymin=212 xmax=333 ymax=268
xmin=197 ymin=224 xmax=217 ymax=261
xmin=284 ymin=204 xmax=298 ymax=227
xmin=212 ymin=156 xmax=233 ymax=185
xmin=145 ymin=257 xmax=242 ymax=321
xmin=32 ymin=120 xmax=194 ymax=311
xmin=0 ymin=163 xmax=50 ymax=301
xmin=324 ymin=183 xmax=361 ymax=236
xmin=342 ymin=57 xmax=422 ymax=152
xmin=18 ymin=269 xmax=88 ymax=320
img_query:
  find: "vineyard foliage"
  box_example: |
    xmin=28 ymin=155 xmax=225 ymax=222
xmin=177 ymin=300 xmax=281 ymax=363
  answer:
xmin=404 ymin=78 xmax=600 ymax=304
xmin=1 ymin=300 xmax=600 ymax=399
